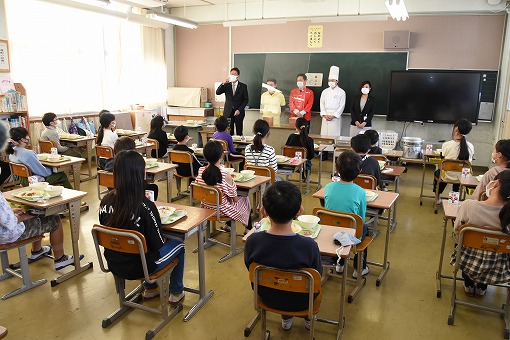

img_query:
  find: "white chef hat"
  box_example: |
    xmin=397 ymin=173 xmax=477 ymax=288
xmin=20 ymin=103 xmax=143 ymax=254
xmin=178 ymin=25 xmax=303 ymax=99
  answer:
xmin=328 ymin=66 xmax=339 ymax=81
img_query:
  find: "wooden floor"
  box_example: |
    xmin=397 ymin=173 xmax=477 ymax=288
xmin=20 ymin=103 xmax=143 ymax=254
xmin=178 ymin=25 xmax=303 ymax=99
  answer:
xmin=1 ymin=161 xmax=508 ymax=339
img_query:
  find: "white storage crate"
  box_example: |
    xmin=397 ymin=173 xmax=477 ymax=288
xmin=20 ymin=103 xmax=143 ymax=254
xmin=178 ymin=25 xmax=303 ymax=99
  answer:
xmin=379 ymin=130 xmax=399 ymax=150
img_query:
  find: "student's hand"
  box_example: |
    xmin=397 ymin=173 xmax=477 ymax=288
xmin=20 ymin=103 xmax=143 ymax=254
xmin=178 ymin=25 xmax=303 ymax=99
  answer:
xmin=234 ymin=110 xmax=240 ymax=116
xmin=12 ymin=208 xmax=25 ymax=215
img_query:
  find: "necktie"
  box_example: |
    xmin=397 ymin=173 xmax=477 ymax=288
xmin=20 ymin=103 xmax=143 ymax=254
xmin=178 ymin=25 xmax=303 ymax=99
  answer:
xmin=233 ymin=83 xmax=237 ymax=95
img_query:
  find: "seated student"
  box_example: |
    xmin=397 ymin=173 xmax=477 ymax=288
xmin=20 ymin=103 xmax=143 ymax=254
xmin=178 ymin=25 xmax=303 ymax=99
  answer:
xmin=285 ymin=117 xmax=314 ymax=180
xmin=212 ymin=116 xmax=245 ymax=169
xmin=364 ymin=129 xmax=382 ymax=154
xmin=244 ymin=181 xmax=321 ymax=331
xmin=325 ymin=150 xmax=369 ymax=277
xmin=147 ymin=115 xmax=169 ymax=159
xmin=245 ymin=119 xmax=278 ymax=171
xmin=96 ymin=112 xmax=119 ymax=170
xmin=104 ymin=136 xmax=159 ymax=200
xmin=99 ymin=150 xmax=185 ymax=304
xmin=40 ymin=112 xmax=83 ymax=157
xmin=195 ymin=140 xmax=252 ymax=232
xmin=472 ymin=139 xmax=510 ymax=200
xmin=7 ymin=127 xmax=72 ymax=189
xmin=350 ymin=134 xmax=382 ymax=189
xmin=172 ymin=125 xmax=203 ymax=178
xmin=0 ymin=160 xmax=11 ymax=185
xmin=450 ymin=171 xmax=510 ymax=297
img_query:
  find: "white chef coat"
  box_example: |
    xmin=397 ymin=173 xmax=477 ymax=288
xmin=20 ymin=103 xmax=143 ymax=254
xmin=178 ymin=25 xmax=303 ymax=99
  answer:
xmin=320 ymin=86 xmax=346 ymax=137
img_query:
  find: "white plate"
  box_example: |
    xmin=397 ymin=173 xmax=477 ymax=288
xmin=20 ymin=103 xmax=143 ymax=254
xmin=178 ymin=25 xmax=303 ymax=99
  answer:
xmin=365 ymin=190 xmax=377 ymax=198
xmin=162 ymin=210 xmax=188 ymax=224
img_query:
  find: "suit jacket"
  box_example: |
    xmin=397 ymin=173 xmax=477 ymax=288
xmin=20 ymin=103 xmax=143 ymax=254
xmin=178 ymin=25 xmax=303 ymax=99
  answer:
xmin=350 ymin=94 xmax=376 ymax=127
xmin=216 ymin=81 xmax=249 ymax=118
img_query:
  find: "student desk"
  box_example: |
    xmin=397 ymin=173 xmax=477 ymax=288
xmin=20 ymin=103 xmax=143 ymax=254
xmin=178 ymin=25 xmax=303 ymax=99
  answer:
xmin=158 ymin=202 xmax=216 ymax=322
xmin=400 ymin=151 xmax=439 ymax=206
xmin=59 ymin=135 xmax=95 ymax=182
xmin=309 ymin=134 xmax=336 ymax=145
xmin=276 ymin=158 xmax=308 ymax=194
xmin=313 ymin=188 xmax=399 ymax=286
xmin=116 ymin=130 xmax=147 ymax=140
xmin=134 ymin=141 xmax=156 ymax=157
xmin=381 ymin=165 xmax=406 ymax=230
xmin=243 ymin=224 xmax=354 ymax=339
xmin=313 ymin=144 xmax=327 ymax=191
xmin=436 ymin=201 xmax=461 ymax=298
xmin=235 ymin=175 xmax=271 ymax=218
xmin=3 ymin=187 xmax=93 ymax=286
xmin=40 ymin=156 xmax=86 ymax=190
xmin=458 ymin=174 xmax=479 ymax=200
xmin=145 ymin=163 xmax=178 ymax=203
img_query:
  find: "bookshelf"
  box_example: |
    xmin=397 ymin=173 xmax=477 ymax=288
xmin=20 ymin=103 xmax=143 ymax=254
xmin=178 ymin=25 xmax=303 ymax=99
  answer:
xmin=0 ymin=83 xmax=29 ymax=132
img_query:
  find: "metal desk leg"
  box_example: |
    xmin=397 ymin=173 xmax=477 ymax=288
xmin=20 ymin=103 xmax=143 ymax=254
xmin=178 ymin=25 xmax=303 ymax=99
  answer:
xmin=436 ymin=216 xmax=448 ymax=298
xmin=317 ymin=150 xmax=323 ymax=191
xmin=184 ymin=221 xmax=214 ymax=322
xmin=419 ymin=158 xmax=426 ymax=205
xmin=337 ymin=257 xmax=348 ymax=339
xmin=51 ymin=199 xmax=93 ymax=286
xmin=390 ymin=176 xmax=400 ymax=232
xmin=376 ymin=206 xmax=392 ymax=287
xmin=72 ymin=164 xmax=80 ymax=190
xmin=167 ymin=169 xmax=175 ymax=203
xmin=80 ymin=139 xmax=94 ymax=182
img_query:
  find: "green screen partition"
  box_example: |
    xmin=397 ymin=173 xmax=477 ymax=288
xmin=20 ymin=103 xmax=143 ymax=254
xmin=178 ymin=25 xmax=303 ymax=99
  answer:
xmin=234 ymin=52 xmax=408 ymax=115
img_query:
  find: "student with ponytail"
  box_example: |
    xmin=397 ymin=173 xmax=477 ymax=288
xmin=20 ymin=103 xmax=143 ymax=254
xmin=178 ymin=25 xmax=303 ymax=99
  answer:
xmin=472 ymin=139 xmax=510 ymax=200
xmin=96 ymin=112 xmax=118 ymax=148
xmin=244 ymin=119 xmax=278 ymax=171
xmin=285 ymin=117 xmax=315 ymax=179
xmin=450 ymin=170 xmax=510 ymax=297
xmin=433 ymin=118 xmax=474 ymax=203
xmin=195 ymin=140 xmax=252 ymax=232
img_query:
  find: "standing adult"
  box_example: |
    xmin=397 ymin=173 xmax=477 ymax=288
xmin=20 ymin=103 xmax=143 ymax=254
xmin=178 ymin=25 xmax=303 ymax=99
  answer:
xmin=289 ymin=73 xmax=314 ymax=129
xmin=260 ymin=78 xmax=286 ymax=125
xmin=320 ymin=66 xmax=345 ymax=139
xmin=350 ymin=81 xmax=376 ymax=137
xmin=216 ymin=67 xmax=249 ymax=136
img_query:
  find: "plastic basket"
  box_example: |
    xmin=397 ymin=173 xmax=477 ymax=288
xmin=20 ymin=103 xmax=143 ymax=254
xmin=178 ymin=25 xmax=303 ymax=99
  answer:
xmin=379 ymin=130 xmax=399 ymax=150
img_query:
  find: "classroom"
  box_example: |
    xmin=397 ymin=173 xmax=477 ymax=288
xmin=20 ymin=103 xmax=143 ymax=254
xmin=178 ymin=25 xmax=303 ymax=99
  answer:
xmin=1 ymin=0 xmax=510 ymax=339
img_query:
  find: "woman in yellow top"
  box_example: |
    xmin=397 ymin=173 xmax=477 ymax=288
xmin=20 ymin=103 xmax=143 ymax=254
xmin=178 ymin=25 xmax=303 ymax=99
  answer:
xmin=260 ymin=78 xmax=285 ymax=125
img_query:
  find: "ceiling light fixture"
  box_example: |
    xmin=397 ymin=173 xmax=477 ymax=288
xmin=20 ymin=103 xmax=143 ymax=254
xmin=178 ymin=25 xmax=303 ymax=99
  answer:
xmin=311 ymin=15 xmax=388 ymax=23
xmin=112 ymin=0 xmax=167 ymax=8
xmin=147 ymin=12 xmax=198 ymax=29
xmin=223 ymin=18 xmax=287 ymax=27
xmin=385 ymin=0 xmax=409 ymax=21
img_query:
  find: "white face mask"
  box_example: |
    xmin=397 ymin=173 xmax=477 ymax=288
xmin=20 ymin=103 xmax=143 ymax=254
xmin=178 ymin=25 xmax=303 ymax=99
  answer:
xmin=361 ymin=87 xmax=370 ymax=95
xmin=297 ymin=81 xmax=305 ymax=89
xmin=486 ymin=180 xmax=496 ymax=198
xmin=229 ymin=75 xmax=238 ymax=82
xmin=328 ymin=82 xmax=337 ymax=88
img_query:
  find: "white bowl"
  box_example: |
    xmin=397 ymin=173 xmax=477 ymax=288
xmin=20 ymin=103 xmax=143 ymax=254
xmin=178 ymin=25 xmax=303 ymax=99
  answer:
xmin=240 ymin=170 xmax=255 ymax=178
xmin=186 ymin=120 xmax=194 ymax=124
xmin=381 ymin=148 xmax=390 ymax=155
xmin=37 ymin=154 xmax=48 ymax=161
xmin=158 ymin=206 xmax=176 ymax=223
xmin=275 ymin=155 xmax=287 ymax=161
xmin=145 ymin=158 xmax=157 ymax=165
xmin=116 ymin=129 xmax=124 ymax=134
xmin=29 ymin=182 xmax=49 ymax=190
xmin=45 ymin=185 xmax=63 ymax=197
xmin=47 ymin=155 xmax=61 ymax=161
xmin=60 ymin=133 xmax=70 ymax=138
xmin=297 ymin=215 xmax=320 ymax=229
xmin=223 ymin=167 xmax=235 ymax=174
xmin=378 ymin=160 xmax=386 ymax=170
xmin=366 ymin=190 xmax=377 ymax=198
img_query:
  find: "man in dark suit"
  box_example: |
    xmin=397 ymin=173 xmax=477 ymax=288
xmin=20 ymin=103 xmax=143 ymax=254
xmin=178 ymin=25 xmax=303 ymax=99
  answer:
xmin=216 ymin=67 xmax=249 ymax=136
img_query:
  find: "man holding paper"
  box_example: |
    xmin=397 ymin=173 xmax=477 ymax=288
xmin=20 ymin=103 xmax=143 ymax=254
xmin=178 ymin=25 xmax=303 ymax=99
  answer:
xmin=260 ymin=78 xmax=285 ymax=125
xmin=216 ymin=67 xmax=249 ymax=135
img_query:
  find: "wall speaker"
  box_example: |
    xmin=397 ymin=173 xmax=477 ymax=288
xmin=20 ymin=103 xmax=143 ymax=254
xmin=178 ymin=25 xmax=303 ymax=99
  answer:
xmin=384 ymin=31 xmax=410 ymax=49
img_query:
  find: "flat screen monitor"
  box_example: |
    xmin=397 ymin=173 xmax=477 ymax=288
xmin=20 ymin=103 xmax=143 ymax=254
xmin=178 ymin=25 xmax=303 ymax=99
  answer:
xmin=387 ymin=70 xmax=481 ymax=124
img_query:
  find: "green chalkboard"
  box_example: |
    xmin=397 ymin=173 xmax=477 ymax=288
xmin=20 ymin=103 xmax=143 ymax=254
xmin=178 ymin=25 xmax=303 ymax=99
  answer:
xmin=234 ymin=52 xmax=408 ymax=115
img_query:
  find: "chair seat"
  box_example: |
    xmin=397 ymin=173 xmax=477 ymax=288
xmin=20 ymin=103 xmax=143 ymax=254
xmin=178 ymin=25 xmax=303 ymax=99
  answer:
xmin=0 ymin=235 xmax=44 ymax=251
xmin=257 ymin=290 xmax=322 ymax=316
xmin=356 ymin=236 xmax=373 ymax=252
xmin=135 ymin=258 xmax=178 ymax=282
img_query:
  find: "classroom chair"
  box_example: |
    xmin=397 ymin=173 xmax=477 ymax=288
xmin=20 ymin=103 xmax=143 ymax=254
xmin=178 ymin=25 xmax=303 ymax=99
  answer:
xmin=9 ymin=162 xmax=32 ymax=187
xmin=168 ymin=150 xmax=196 ymax=201
xmin=0 ymin=235 xmax=47 ymax=300
xmin=39 ymin=139 xmax=56 ymax=154
xmin=448 ymin=224 xmax=510 ymax=339
xmin=434 ymin=159 xmax=472 ymax=214
xmin=147 ymin=138 xmax=169 ymax=163
xmin=244 ymin=262 xmax=322 ymax=340
xmin=96 ymin=170 xmax=115 ymax=200
xmin=91 ymin=224 xmax=182 ymax=340
xmin=95 ymin=145 xmax=114 ymax=170
xmin=244 ymin=164 xmax=276 ymax=183
xmin=370 ymin=154 xmax=389 ymax=163
xmin=313 ymin=208 xmax=373 ymax=303
xmin=279 ymin=145 xmax=308 ymax=183
xmin=190 ymin=182 xmax=243 ymax=263
xmin=211 ymin=138 xmax=244 ymax=172
xmin=353 ymin=174 xmax=381 ymax=236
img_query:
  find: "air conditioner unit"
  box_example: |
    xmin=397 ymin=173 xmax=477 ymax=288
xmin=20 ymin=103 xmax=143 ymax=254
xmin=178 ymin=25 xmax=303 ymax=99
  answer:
xmin=112 ymin=0 xmax=167 ymax=8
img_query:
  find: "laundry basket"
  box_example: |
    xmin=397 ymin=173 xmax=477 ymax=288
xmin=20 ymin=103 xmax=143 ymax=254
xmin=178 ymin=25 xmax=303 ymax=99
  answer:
xmin=379 ymin=130 xmax=399 ymax=150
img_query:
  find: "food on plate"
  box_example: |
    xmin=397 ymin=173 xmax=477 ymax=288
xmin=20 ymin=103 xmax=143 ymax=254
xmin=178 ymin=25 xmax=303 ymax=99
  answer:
xmin=20 ymin=190 xmax=44 ymax=198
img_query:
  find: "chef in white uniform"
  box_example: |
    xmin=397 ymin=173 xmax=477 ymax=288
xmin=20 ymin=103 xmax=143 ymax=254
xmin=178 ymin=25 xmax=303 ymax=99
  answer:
xmin=320 ymin=66 xmax=346 ymax=152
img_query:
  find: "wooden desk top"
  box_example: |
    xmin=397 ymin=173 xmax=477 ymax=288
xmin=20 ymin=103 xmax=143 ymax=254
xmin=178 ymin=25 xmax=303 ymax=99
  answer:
xmin=135 ymin=142 xmax=155 ymax=150
xmin=235 ymin=175 xmax=271 ymax=190
xmin=315 ymin=145 xmax=327 ymax=152
xmin=458 ymin=174 xmax=479 ymax=187
xmin=276 ymin=158 xmax=307 ymax=168
xmin=384 ymin=150 xmax=403 ymax=158
xmin=60 ymin=135 xmax=95 ymax=142
xmin=166 ymin=121 xmax=206 ymax=128
xmin=312 ymin=187 xmax=399 ymax=210
xmin=443 ymin=201 xmax=461 ymax=219
xmin=117 ymin=131 xmax=147 ymax=139
xmin=309 ymin=134 xmax=337 ymax=142
xmin=145 ymin=162 xmax=178 ymax=174
xmin=3 ymin=187 xmax=87 ymax=208
xmin=382 ymin=165 xmax=406 ymax=177
xmin=156 ymin=202 xmax=215 ymax=233
xmin=40 ymin=156 xmax=86 ymax=167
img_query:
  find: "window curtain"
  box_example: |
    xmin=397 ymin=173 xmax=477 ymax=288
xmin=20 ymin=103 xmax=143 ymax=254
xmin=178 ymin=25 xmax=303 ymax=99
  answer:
xmin=4 ymin=0 xmax=167 ymax=117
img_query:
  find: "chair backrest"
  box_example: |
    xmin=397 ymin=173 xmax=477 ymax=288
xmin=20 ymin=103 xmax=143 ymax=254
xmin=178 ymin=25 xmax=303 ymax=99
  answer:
xmin=96 ymin=145 xmax=114 ymax=159
xmin=244 ymin=164 xmax=275 ymax=183
xmin=9 ymin=162 xmax=32 ymax=178
xmin=249 ymin=262 xmax=322 ymax=315
xmin=146 ymin=138 xmax=159 ymax=151
xmin=98 ymin=170 xmax=115 ymax=189
xmin=39 ymin=140 xmax=56 ymax=153
xmin=282 ymin=145 xmax=307 ymax=159
xmin=353 ymin=174 xmax=377 ymax=190
xmin=190 ymin=182 xmax=222 ymax=220
xmin=370 ymin=154 xmax=388 ymax=163
xmin=457 ymin=224 xmax=510 ymax=254
xmin=440 ymin=159 xmax=471 ymax=173
xmin=211 ymin=138 xmax=228 ymax=152
xmin=169 ymin=150 xmax=195 ymax=178
xmin=313 ymin=207 xmax=364 ymax=238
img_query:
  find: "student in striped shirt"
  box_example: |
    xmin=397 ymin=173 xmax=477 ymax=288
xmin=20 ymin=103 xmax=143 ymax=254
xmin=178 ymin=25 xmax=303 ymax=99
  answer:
xmin=245 ymin=119 xmax=278 ymax=171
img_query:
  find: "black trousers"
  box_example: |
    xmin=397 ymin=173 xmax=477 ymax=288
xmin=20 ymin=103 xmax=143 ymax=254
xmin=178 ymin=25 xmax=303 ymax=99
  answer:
xmin=229 ymin=114 xmax=244 ymax=136
xmin=433 ymin=169 xmax=460 ymax=195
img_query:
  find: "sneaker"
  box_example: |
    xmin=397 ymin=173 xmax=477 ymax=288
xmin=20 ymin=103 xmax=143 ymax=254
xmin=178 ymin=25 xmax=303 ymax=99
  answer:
xmin=475 ymin=286 xmax=487 ymax=297
xmin=143 ymin=287 xmax=160 ymax=300
xmin=281 ymin=317 xmax=293 ymax=331
xmin=54 ymin=254 xmax=78 ymax=270
xmin=29 ymin=245 xmax=52 ymax=261
xmin=436 ymin=198 xmax=442 ymax=206
xmin=352 ymin=266 xmax=369 ymax=279
xmin=221 ymin=225 xmax=231 ymax=232
xmin=305 ymin=319 xmax=311 ymax=330
xmin=464 ymin=283 xmax=475 ymax=297
xmin=335 ymin=264 xmax=344 ymax=274
xmin=169 ymin=293 xmax=185 ymax=306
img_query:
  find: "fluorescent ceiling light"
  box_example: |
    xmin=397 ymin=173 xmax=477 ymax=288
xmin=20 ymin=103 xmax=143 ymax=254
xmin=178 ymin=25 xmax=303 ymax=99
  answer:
xmin=112 ymin=0 xmax=167 ymax=7
xmin=223 ymin=18 xmax=287 ymax=27
xmin=147 ymin=12 xmax=198 ymax=29
xmin=311 ymin=15 xmax=388 ymax=23
xmin=385 ymin=0 xmax=409 ymax=21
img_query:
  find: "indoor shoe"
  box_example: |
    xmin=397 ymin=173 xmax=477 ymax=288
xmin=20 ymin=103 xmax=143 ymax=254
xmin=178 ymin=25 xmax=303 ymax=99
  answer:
xmin=54 ymin=254 xmax=77 ymax=270
xmin=335 ymin=264 xmax=344 ymax=274
xmin=29 ymin=245 xmax=52 ymax=261
xmin=169 ymin=293 xmax=185 ymax=306
xmin=143 ymin=287 xmax=160 ymax=300
xmin=281 ymin=317 xmax=293 ymax=331
xmin=475 ymin=286 xmax=487 ymax=297
xmin=436 ymin=198 xmax=442 ymax=206
xmin=305 ymin=319 xmax=311 ymax=330
xmin=352 ymin=266 xmax=369 ymax=279
xmin=464 ymin=284 xmax=475 ymax=297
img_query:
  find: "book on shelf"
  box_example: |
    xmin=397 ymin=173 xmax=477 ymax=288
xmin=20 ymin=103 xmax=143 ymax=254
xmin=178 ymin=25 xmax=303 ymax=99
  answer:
xmin=0 ymin=90 xmax=27 ymax=112
xmin=0 ymin=115 xmax=28 ymax=129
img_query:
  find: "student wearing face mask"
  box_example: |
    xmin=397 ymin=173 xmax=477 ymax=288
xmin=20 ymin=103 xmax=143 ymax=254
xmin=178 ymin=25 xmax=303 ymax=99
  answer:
xmin=472 ymin=139 xmax=510 ymax=200
xmin=289 ymin=73 xmax=314 ymax=129
xmin=216 ymin=67 xmax=249 ymax=136
xmin=350 ymin=81 xmax=375 ymax=137
xmin=260 ymin=78 xmax=286 ymax=125
xmin=320 ymin=66 xmax=345 ymax=140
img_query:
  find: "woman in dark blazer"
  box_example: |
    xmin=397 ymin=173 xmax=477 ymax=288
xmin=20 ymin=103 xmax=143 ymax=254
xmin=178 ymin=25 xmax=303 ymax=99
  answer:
xmin=350 ymin=80 xmax=376 ymax=137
